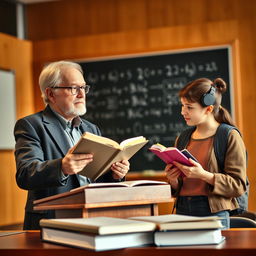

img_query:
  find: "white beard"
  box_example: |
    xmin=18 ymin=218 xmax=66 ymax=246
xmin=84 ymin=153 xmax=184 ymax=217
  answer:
xmin=66 ymin=104 xmax=87 ymax=117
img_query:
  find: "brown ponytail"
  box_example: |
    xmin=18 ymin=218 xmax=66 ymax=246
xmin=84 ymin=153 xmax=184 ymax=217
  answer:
xmin=212 ymin=78 xmax=235 ymax=126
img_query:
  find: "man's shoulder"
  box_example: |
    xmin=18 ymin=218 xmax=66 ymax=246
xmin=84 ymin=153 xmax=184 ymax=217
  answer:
xmin=16 ymin=110 xmax=44 ymax=124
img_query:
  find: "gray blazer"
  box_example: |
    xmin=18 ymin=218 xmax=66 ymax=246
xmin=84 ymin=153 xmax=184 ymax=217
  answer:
xmin=14 ymin=105 xmax=115 ymax=229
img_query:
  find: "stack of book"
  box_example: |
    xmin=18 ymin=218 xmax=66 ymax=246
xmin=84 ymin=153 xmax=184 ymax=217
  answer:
xmin=40 ymin=217 xmax=156 ymax=251
xmin=40 ymin=214 xmax=225 ymax=250
xmin=130 ymin=214 xmax=225 ymax=246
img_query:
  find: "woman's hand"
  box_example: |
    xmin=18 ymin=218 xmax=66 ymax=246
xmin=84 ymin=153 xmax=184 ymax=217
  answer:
xmin=173 ymin=159 xmax=215 ymax=185
xmin=165 ymin=163 xmax=181 ymax=189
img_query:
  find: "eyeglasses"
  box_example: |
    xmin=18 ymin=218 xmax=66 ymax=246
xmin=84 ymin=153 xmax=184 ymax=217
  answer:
xmin=50 ymin=85 xmax=90 ymax=95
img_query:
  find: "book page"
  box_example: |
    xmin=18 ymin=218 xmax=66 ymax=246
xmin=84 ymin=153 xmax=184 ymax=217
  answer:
xmin=92 ymin=140 xmax=148 ymax=180
xmin=119 ymin=136 xmax=146 ymax=148
xmin=70 ymin=180 xmax=168 ymax=191
xmin=149 ymin=143 xmax=167 ymax=151
xmin=88 ymin=180 xmax=168 ymax=188
xmin=80 ymin=132 xmax=120 ymax=149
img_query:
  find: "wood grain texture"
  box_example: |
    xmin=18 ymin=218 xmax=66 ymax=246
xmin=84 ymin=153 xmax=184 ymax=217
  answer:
xmin=0 ymin=33 xmax=34 ymax=226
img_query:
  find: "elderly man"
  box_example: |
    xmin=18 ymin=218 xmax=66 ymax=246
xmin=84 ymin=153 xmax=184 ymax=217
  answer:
xmin=14 ymin=61 xmax=130 ymax=230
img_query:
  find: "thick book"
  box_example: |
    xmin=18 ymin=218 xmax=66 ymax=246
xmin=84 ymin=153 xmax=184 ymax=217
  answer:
xmin=130 ymin=214 xmax=223 ymax=231
xmin=71 ymin=132 xmax=148 ymax=180
xmin=149 ymin=144 xmax=198 ymax=166
xmin=41 ymin=228 xmax=154 ymax=251
xmin=154 ymin=229 xmax=225 ymax=246
xmin=40 ymin=217 xmax=156 ymax=235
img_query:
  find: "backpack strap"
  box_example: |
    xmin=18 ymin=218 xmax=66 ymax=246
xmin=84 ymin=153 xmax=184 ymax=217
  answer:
xmin=176 ymin=126 xmax=196 ymax=150
xmin=213 ymin=123 xmax=241 ymax=171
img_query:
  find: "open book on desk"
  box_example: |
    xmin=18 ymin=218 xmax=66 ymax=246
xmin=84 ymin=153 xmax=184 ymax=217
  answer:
xmin=71 ymin=180 xmax=168 ymax=192
xmin=71 ymin=132 xmax=148 ymax=181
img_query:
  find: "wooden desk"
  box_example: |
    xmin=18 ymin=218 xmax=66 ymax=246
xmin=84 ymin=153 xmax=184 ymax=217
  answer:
xmin=0 ymin=229 xmax=256 ymax=256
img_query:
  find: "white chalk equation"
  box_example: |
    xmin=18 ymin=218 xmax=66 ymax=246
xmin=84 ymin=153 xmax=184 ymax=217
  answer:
xmin=86 ymin=61 xmax=218 ymax=84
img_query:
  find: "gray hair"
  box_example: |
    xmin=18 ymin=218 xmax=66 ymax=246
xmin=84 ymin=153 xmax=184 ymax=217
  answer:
xmin=39 ymin=60 xmax=83 ymax=104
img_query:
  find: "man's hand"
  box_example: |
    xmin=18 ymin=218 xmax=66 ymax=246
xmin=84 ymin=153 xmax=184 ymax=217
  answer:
xmin=62 ymin=147 xmax=93 ymax=175
xmin=111 ymin=160 xmax=130 ymax=180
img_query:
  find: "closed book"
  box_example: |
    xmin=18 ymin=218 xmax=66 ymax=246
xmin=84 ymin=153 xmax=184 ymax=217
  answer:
xmin=154 ymin=229 xmax=225 ymax=246
xmin=41 ymin=227 xmax=154 ymax=251
xmin=40 ymin=217 xmax=156 ymax=235
xmin=130 ymin=214 xmax=223 ymax=231
xmin=71 ymin=132 xmax=148 ymax=180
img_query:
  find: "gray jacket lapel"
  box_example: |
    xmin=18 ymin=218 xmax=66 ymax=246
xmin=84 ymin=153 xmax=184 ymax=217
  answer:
xmin=42 ymin=105 xmax=71 ymax=156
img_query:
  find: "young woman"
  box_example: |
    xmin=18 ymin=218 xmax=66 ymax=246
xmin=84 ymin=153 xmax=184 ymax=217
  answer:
xmin=165 ymin=78 xmax=247 ymax=229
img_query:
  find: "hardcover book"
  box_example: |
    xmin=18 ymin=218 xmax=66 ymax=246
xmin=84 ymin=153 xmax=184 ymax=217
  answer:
xmin=149 ymin=144 xmax=198 ymax=166
xmin=40 ymin=216 xmax=156 ymax=235
xmin=154 ymin=229 xmax=225 ymax=246
xmin=130 ymin=214 xmax=223 ymax=231
xmin=71 ymin=132 xmax=148 ymax=180
xmin=40 ymin=217 xmax=156 ymax=251
xmin=41 ymin=228 xmax=154 ymax=251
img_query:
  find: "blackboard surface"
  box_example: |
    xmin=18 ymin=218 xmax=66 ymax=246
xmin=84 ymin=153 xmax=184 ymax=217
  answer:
xmin=80 ymin=46 xmax=232 ymax=172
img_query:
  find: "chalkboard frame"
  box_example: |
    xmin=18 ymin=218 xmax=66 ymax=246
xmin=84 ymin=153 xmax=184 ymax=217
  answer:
xmin=77 ymin=44 xmax=239 ymax=173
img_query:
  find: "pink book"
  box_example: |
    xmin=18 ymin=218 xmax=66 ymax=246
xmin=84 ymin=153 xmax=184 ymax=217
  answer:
xmin=149 ymin=144 xmax=198 ymax=177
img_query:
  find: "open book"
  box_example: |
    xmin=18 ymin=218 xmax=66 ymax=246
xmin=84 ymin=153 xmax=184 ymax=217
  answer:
xmin=149 ymin=144 xmax=198 ymax=166
xmin=71 ymin=180 xmax=168 ymax=192
xmin=130 ymin=214 xmax=223 ymax=231
xmin=71 ymin=132 xmax=148 ymax=180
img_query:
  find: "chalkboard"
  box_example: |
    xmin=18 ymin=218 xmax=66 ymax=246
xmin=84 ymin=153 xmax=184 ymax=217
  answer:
xmin=79 ymin=46 xmax=233 ymax=172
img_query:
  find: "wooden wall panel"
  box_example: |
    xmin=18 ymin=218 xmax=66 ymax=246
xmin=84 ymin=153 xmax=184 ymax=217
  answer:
xmin=0 ymin=33 xmax=33 ymax=226
xmin=26 ymin=0 xmax=256 ymax=40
